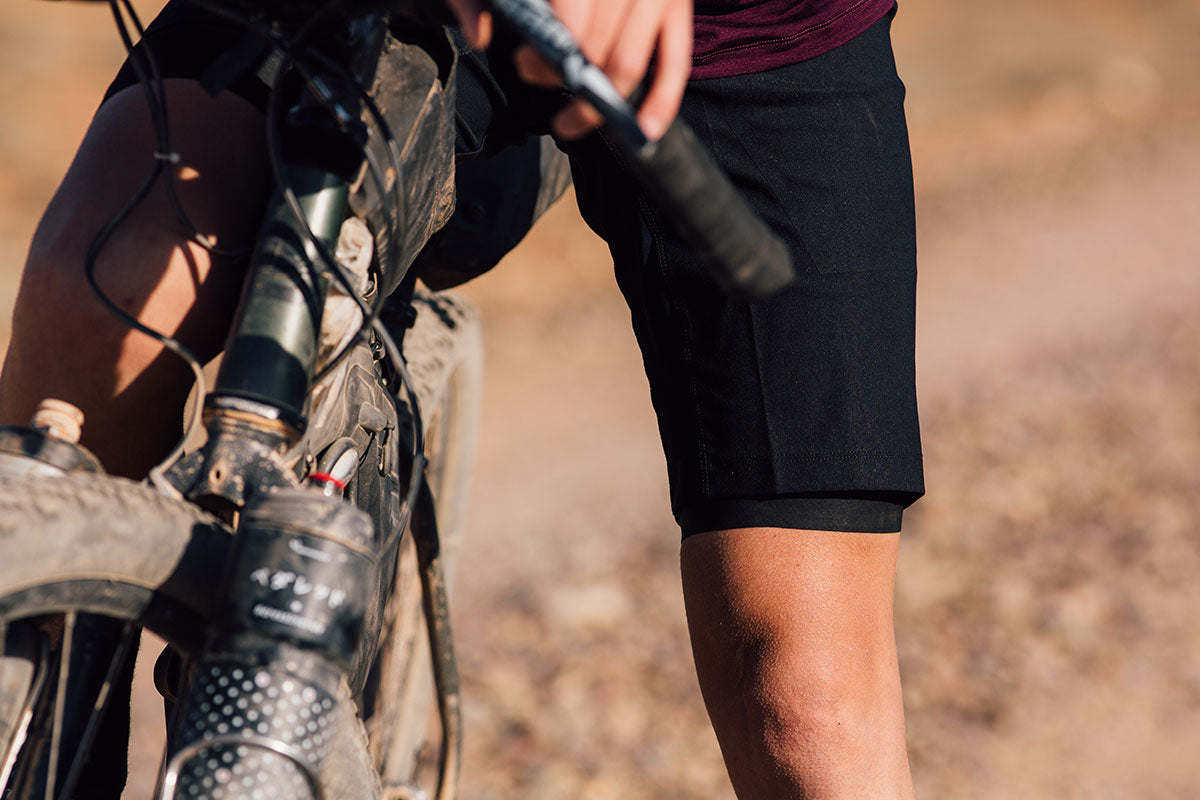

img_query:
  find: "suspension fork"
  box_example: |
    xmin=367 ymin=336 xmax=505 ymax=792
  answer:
xmin=206 ymin=15 xmax=390 ymax=449
xmin=145 ymin=16 xmax=398 ymax=800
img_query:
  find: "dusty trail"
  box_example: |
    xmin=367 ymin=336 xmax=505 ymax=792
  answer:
xmin=915 ymin=128 xmax=1200 ymax=396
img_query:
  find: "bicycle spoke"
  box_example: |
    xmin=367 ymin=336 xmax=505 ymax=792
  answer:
xmin=0 ymin=632 xmax=51 ymax=795
xmin=55 ymin=617 xmax=138 ymax=800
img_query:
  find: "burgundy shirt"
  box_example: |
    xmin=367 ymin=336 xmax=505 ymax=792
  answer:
xmin=691 ymin=0 xmax=895 ymax=79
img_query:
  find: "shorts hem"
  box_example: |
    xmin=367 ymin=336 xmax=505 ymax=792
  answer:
xmin=678 ymin=491 xmax=920 ymax=538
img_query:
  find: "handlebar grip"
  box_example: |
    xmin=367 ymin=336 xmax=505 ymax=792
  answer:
xmin=617 ymin=118 xmax=795 ymax=300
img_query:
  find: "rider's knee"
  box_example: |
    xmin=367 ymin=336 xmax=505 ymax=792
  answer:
xmin=18 ymin=224 xmax=134 ymax=342
xmin=728 ymin=637 xmax=904 ymax=782
xmin=746 ymin=653 xmax=858 ymax=750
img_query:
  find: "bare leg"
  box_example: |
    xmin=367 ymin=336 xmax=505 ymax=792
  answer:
xmin=0 ymin=80 xmax=268 ymax=477
xmin=682 ymin=527 xmax=916 ymax=799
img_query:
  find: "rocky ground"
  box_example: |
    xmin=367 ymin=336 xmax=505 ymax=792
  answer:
xmin=2 ymin=0 xmax=1200 ymax=797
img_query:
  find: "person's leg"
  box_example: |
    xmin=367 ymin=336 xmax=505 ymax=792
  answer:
xmin=0 ymin=80 xmax=267 ymax=478
xmin=682 ymin=529 xmax=914 ymax=799
xmin=567 ymin=8 xmax=922 ymax=796
xmin=0 ymin=63 xmax=267 ymax=800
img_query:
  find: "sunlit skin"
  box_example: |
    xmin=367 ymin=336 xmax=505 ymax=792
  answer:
xmin=0 ymin=4 xmax=916 ymax=796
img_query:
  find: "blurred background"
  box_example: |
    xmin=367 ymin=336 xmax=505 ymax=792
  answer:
xmin=3 ymin=0 xmax=1200 ymax=797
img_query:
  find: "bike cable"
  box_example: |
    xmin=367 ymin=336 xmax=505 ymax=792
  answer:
xmin=113 ymin=0 xmax=254 ymax=264
xmin=82 ymin=1 xmax=210 ymax=497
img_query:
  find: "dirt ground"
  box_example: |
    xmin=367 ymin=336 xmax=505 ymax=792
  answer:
xmin=3 ymin=0 xmax=1200 ymax=797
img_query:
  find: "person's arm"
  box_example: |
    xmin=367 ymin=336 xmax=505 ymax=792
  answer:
xmin=445 ymin=0 xmax=692 ymax=140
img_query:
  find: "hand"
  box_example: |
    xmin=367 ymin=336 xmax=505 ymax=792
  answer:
xmin=447 ymin=0 xmax=693 ymax=141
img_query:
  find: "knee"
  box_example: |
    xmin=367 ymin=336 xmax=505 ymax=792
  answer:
xmin=3 ymin=232 xmax=130 ymax=423
xmin=740 ymin=646 xmax=868 ymax=754
xmin=1 ymin=222 xmax=216 ymax=473
xmin=717 ymin=644 xmax=911 ymax=796
xmin=682 ymin=529 xmax=914 ymax=797
xmin=4 ymin=207 xmax=204 ymax=407
xmin=14 ymin=197 xmax=229 ymax=357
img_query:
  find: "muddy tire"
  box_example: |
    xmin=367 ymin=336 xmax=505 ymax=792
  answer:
xmin=0 ymin=473 xmax=232 ymax=795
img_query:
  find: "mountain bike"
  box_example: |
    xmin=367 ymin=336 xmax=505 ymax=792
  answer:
xmin=0 ymin=0 xmax=793 ymax=798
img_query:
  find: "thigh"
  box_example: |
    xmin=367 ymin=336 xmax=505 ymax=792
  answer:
xmin=0 ymin=79 xmax=268 ymax=475
xmin=567 ymin=10 xmax=924 ymax=535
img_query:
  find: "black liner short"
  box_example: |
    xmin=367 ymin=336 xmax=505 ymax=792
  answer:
xmin=107 ymin=2 xmax=924 ymax=536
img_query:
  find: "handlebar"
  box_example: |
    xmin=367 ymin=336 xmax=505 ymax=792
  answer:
xmin=620 ymin=119 xmax=795 ymax=298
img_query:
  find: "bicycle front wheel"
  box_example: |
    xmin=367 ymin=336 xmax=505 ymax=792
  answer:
xmin=0 ymin=471 xmax=232 ymax=796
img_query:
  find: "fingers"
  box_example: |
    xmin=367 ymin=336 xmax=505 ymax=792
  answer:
xmin=599 ymin=0 xmax=665 ymax=97
xmin=552 ymin=0 xmax=693 ymax=140
xmin=514 ymin=43 xmax=562 ymax=86
xmin=514 ymin=0 xmax=607 ymax=88
xmin=633 ymin=0 xmax=691 ymax=138
xmin=551 ymin=0 xmax=596 ymax=47
xmin=576 ymin=0 xmax=633 ymax=68
xmin=636 ymin=0 xmax=691 ymax=139
xmin=445 ymin=0 xmax=492 ymax=48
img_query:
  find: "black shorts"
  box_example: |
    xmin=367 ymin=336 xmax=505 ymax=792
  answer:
xmin=107 ymin=3 xmax=924 ymax=536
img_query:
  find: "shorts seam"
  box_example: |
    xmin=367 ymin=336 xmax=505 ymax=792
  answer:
xmin=686 ymin=118 xmax=713 ymax=495
xmin=651 ymin=205 xmax=713 ymax=496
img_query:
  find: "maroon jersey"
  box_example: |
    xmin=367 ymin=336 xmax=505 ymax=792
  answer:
xmin=691 ymin=0 xmax=896 ymax=79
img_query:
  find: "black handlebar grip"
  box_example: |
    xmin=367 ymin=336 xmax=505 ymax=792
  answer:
xmin=619 ymin=118 xmax=795 ymax=299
